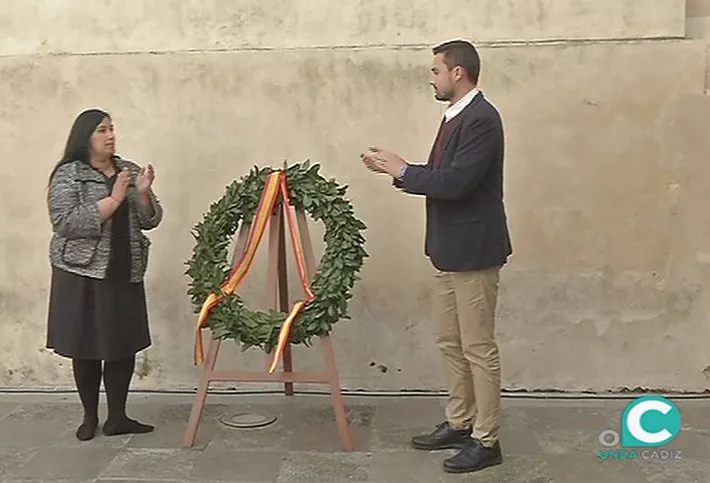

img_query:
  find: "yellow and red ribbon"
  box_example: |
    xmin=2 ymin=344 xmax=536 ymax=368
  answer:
xmin=194 ymin=170 xmax=315 ymax=374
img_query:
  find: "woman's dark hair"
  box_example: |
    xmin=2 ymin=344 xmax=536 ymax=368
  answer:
xmin=49 ymin=108 xmax=110 ymax=182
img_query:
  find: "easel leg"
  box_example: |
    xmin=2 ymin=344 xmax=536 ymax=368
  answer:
xmin=295 ymin=210 xmax=353 ymax=451
xmin=265 ymin=211 xmax=280 ymax=374
xmin=321 ymin=336 xmax=354 ymax=452
xmin=276 ymin=207 xmax=294 ymax=396
xmin=282 ymin=345 xmax=294 ymax=395
xmin=183 ymin=337 xmax=221 ymax=448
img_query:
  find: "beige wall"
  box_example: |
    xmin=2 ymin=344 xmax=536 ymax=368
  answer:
xmin=687 ymin=0 xmax=710 ymax=91
xmin=0 ymin=0 xmax=686 ymax=55
xmin=2 ymin=1 xmax=710 ymax=393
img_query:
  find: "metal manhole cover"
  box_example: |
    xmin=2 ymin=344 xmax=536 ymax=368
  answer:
xmin=218 ymin=412 xmax=277 ymax=429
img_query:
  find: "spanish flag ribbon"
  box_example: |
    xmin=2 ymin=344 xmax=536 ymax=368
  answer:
xmin=267 ymin=175 xmax=315 ymax=372
xmin=194 ymin=170 xmax=315 ymax=373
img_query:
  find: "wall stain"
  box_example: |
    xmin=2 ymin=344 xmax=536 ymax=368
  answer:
xmin=135 ymin=353 xmax=153 ymax=380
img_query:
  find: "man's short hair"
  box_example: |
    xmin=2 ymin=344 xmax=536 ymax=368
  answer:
xmin=432 ymin=40 xmax=481 ymax=84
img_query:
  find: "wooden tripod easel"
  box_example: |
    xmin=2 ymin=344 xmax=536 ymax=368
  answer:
xmin=183 ymin=199 xmax=354 ymax=452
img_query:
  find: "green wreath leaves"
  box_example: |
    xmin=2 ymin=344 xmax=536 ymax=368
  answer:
xmin=185 ymin=161 xmax=368 ymax=353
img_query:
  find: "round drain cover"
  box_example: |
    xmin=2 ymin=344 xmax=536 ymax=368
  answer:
xmin=218 ymin=412 xmax=277 ymax=429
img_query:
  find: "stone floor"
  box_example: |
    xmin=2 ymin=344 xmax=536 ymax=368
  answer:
xmin=0 ymin=391 xmax=708 ymax=482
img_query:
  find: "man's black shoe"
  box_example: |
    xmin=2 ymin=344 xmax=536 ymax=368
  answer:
xmin=410 ymin=421 xmax=472 ymax=450
xmin=443 ymin=438 xmax=503 ymax=474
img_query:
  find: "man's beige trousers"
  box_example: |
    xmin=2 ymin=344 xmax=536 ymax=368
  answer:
xmin=434 ymin=266 xmax=502 ymax=447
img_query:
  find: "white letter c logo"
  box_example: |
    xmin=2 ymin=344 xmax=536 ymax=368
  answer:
xmin=626 ymin=400 xmax=673 ymax=444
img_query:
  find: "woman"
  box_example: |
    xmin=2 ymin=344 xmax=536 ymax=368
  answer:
xmin=46 ymin=109 xmax=163 ymax=441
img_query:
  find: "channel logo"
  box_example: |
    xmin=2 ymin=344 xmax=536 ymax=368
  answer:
xmin=597 ymin=395 xmax=682 ymax=462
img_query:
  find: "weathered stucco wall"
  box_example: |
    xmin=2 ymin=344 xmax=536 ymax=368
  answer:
xmin=0 ymin=0 xmax=686 ymax=55
xmin=687 ymin=0 xmax=710 ymax=91
xmin=2 ymin=1 xmax=710 ymax=393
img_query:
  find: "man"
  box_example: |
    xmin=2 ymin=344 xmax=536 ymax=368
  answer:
xmin=362 ymin=39 xmax=512 ymax=474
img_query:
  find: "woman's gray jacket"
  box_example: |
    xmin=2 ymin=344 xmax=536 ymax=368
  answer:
xmin=47 ymin=157 xmax=163 ymax=283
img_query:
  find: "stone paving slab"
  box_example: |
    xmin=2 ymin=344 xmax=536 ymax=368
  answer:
xmin=0 ymin=393 xmax=708 ymax=482
xmin=13 ymin=446 xmax=120 ymax=480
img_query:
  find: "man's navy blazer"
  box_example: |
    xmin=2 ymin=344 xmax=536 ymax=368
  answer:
xmin=395 ymin=91 xmax=512 ymax=272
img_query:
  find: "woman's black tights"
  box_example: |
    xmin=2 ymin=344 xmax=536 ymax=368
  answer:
xmin=72 ymin=356 xmax=153 ymax=441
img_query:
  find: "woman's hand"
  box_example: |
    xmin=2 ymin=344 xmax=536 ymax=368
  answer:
xmin=136 ymin=164 xmax=156 ymax=217
xmin=136 ymin=164 xmax=155 ymax=194
xmin=111 ymin=168 xmax=131 ymax=203
xmin=98 ymin=168 xmax=130 ymax=222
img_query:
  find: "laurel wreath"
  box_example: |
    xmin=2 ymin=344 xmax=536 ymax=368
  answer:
xmin=185 ymin=161 xmax=368 ymax=353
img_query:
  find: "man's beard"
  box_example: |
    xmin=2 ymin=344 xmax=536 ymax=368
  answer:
xmin=434 ymin=89 xmax=452 ymax=102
